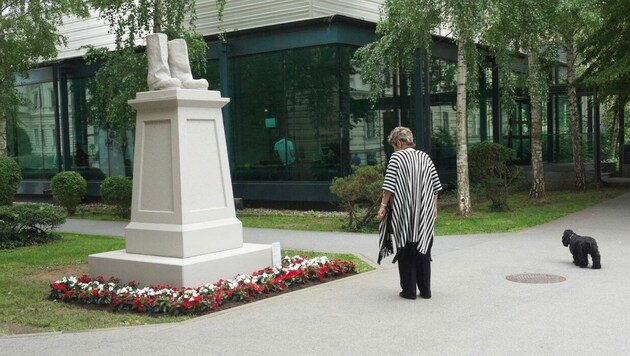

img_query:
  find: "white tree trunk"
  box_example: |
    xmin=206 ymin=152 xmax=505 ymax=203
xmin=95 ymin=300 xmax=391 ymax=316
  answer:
xmin=455 ymin=44 xmax=471 ymax=216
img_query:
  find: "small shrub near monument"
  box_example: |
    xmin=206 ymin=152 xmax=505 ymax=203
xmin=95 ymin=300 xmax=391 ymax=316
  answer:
xmin=0 ymin=203 xmax=66 ymax=249
xmin=51 ymin=171 xmax=87 ymax=215
xmin=100 ymin=176 xmax=132 ymax=218
xmin=330 ymin=165 xmax=384 ymax=230
xmin=0 ymin=155 xmax=22 ymax=206
xmin=468 ymin=141 xmax=522 ymax=211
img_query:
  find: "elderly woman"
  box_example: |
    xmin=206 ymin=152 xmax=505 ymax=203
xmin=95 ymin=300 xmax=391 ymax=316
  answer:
xmin=377 ymin=127 xmax=442 ymax=300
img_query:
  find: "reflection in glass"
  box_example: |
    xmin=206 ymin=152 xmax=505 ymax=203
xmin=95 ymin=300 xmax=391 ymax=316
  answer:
xmin=229 ymin=45 xmax=382 ymax=182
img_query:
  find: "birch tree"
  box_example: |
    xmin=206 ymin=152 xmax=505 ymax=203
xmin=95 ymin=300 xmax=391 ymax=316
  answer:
xmin=580 ymin=0 xmax=630 ymax=171
xmin=442 ymin=0 xmax=489 ymax=216
xmin=550 ymin=0 xmax=599 ymax=191
xmin=356 ymin=0 xmax=489 ymax=217
xmin=485 ymin=0 xmax=555 ymax=200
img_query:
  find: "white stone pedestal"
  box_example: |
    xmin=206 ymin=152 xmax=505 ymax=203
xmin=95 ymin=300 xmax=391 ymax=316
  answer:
xmin=89 ymin=89 xmax=272 ymax=287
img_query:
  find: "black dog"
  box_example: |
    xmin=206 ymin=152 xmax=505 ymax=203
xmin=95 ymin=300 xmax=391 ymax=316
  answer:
xmin=562 ymin=229 xmax=601 ymax=269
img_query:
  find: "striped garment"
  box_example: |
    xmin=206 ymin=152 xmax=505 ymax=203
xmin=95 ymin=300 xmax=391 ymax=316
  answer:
xmin=378 ymin=148 xmax=442 ymax=263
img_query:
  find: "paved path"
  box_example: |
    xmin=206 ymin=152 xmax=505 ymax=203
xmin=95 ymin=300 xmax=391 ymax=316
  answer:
xmin=2 ymin=193 xmax=630 ymax=355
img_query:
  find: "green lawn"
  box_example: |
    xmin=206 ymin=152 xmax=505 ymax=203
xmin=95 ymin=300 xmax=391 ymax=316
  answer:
xmin=435 ymin=187 xmax=630 ymax=235
xmin=4 ymin=186 xmax=627 ymax=335
xmin=0 ymin=233 xmax=372 ymax=335
xmin=72 ymin=187 xmax=630 ymax=235
xmin=238 ymin=187 xmax=630 ymax=235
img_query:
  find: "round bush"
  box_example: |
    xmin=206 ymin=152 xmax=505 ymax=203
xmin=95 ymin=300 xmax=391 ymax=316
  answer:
xmin=0 ymin=203 xmax=66 ymax=249
xmin=100 ymin=176 xmax=133 ymax=218
xmin=330 ymin=165 xmax=384 ymax=230
xmin=468 ymin=141 xmax=521 ymax=211
xmin=0 ymin=155 xmax=22 ymax=206
xmin=51 ymin=171 xmax=87 ymax=215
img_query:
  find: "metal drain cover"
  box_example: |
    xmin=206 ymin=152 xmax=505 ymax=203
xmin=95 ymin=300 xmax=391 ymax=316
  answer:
xmin=506 ymin=273 xmax=566 ymax=284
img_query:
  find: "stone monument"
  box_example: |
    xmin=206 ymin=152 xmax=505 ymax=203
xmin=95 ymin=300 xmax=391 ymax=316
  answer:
xmin=89 ymin=34 xmax=273 ymax=287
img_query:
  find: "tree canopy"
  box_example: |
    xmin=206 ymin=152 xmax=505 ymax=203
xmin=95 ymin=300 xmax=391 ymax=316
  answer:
xmin=0 ymin=0 xmax=88 ymax=154
xmin=84 ymin=0 xmax=207 ymax=141
xmin=579 ymin=0 xmax=630 ymax=100
xmin=356 ymin=0 xmax=490 ymax=216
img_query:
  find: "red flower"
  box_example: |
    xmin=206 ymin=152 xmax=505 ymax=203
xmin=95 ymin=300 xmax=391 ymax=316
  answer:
xmin=50 ymin=255 xmax=356 ymax=315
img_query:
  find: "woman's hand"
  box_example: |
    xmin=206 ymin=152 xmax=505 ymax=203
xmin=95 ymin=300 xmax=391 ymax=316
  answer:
xmin=377 ymin=205 xmax=387 ymax=220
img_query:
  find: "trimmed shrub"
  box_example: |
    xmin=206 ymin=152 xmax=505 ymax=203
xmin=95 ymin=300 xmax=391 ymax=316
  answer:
xmin=468 ymin=141 xmax=522 ymax=211
xmin=51 ymin=171 xmax=87 ymax=215
xmin=330 ymin=165 xmax=384 ymax=231
xmin=100 ymin=176 xmax=133 ymax=218
xmin=0 ymin=155 xmax=22 ymax=206
xmin=0 ymin=203 xmax=66 ymax=249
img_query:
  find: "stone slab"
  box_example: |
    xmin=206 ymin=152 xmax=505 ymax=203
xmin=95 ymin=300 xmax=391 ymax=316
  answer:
xmin=89 ymin=243 xmax=273 ymax=288
xmin=125 ymin=218 xmax=243 ymax=258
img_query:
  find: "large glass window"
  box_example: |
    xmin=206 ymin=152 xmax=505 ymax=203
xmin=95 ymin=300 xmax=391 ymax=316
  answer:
xmin=8 ymin=75 xmax=134 ymax=182
xmin=430 ymin=58 xmax=457 ymax=168
xmin=548 ymin=94 xmax=595 ymax=163
xmin=349 ymin=59 xmax=385 ymax=167
xmin=230 ymin=45 xmax=355 ymax=181
xmin=73 ymin=77 xmax=133 ymax=179
xmin=9 ymin=82 xmax=58 ymax=179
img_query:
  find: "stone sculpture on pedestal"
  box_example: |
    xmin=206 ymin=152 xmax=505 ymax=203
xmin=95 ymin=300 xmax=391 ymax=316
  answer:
xmin=88 ymin=33 xmax=273 ymax=288
xmin=146 ymin=33 xmax=208 ymax=91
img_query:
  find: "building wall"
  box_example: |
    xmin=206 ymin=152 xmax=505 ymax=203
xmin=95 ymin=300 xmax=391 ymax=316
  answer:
xmin=55 ymin=11 xmax=119 ymax=60
xmin=14 ymin=3 xmax=600 ymax=202
xmin=56 ymin=0 xmax=383 ymax=60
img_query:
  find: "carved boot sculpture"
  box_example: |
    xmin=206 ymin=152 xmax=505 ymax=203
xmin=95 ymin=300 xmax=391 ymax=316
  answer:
xmin=168 ymin=38 xmax=209 ymax=90
xmin=146 ymin=33 xmax=182 ymax=90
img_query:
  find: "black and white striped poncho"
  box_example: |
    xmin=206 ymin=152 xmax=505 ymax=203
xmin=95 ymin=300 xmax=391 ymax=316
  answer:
xmin=378 ymin=148 xmax=442 ymax=263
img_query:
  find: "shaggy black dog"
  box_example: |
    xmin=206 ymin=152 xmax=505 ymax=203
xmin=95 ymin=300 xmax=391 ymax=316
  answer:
xmin=562 ymin=229 xmax=601 ymax=269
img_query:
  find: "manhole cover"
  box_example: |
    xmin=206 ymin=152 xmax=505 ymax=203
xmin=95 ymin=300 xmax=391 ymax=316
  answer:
xmin=506 ymin=273 xmax=565 ymax=284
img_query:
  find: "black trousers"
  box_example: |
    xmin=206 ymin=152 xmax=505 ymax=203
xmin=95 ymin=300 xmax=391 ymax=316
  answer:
xmin=397 ymin=240 xmax=432 ymax=298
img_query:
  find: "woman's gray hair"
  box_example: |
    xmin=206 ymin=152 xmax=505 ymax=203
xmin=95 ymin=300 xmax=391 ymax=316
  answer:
xmin=387 ymin=126 xmax=415 ymax=148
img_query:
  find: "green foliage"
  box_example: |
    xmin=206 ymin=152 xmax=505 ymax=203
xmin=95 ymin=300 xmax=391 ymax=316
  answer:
xmin=330 ymin=165 xmax=384 ymax=230
xmin=483 ymin=0 xmax=558 ymax=115
xmin=354 ymin=0 xmax=442 ymax=101
xmin=0 ymin=203 xmax=66 ymax=249
xmin=0 ymin=155 xmax=22 ymax=206
xmin=51 ymin=171 xmax=87 ymax=215
xmin=579 ymin=0 xmax=630 ymax=100
xmin=84 ymin=46 xmax=146 ymax=137
xmin=100 ymin=176 xmax=133 ymax=218
xmin=84 ymin=0 xmax=207 ymax=142
xmin=0 ymin=1 xmax=88 ymax=129
xmin=468 ymin=142 xmax=521 ymax=211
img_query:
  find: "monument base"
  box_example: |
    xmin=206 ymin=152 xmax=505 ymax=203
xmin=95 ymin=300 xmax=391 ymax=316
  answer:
xmin=125 ymin=218 xmax=243 ymax=258
xmin=88 ymin=243 xmax=273 ymax=288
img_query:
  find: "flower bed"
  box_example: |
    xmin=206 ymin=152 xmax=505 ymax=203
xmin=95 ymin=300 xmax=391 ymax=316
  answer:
xmin=49 ymin=256 xmax=355 ymax=315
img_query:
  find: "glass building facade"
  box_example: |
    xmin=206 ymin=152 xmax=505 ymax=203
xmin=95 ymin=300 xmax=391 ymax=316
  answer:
xmin=7 ymin=16 xmax=601 ymax=202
